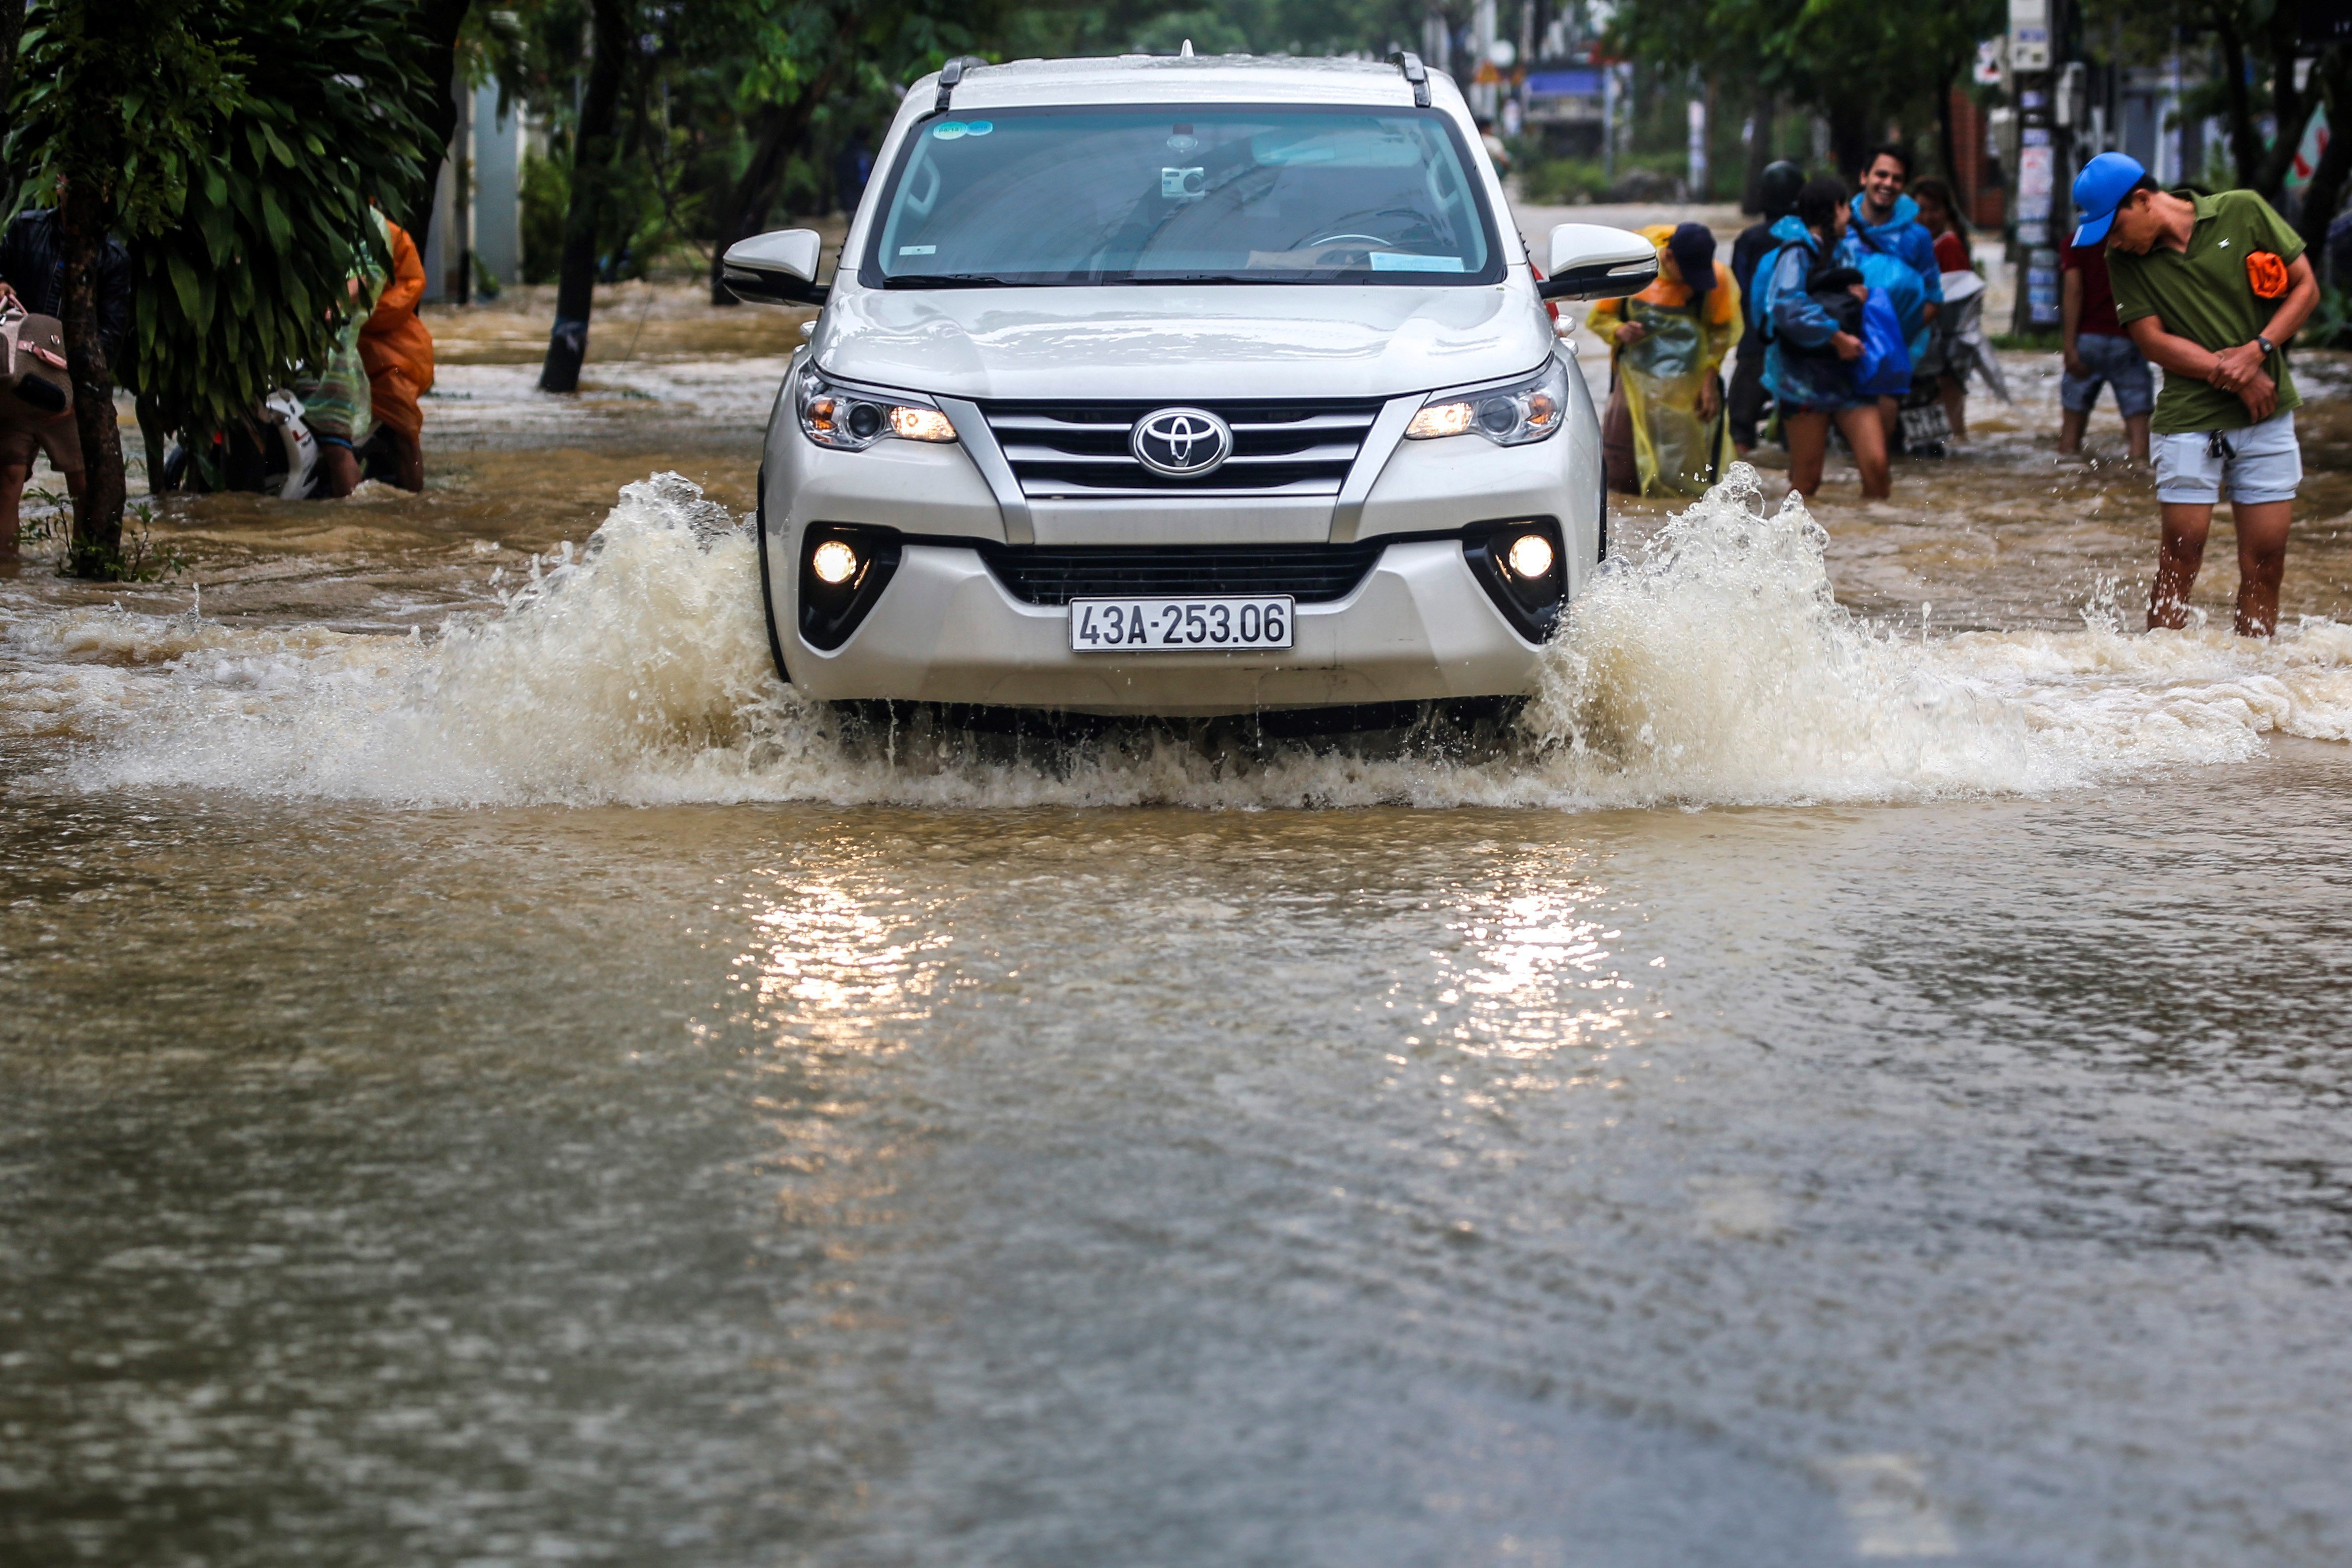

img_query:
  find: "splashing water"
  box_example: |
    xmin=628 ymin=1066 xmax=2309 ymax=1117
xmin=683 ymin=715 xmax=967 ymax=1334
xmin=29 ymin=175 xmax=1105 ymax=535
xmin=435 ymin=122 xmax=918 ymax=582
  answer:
xmin=5 ymin=468 xmax=2350 ymax=810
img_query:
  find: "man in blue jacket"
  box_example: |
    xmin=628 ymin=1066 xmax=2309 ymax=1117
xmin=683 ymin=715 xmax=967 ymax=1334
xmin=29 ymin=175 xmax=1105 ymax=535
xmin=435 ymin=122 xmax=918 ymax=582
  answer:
xmin=1845 ymin=144 xmax=1943 ymax=440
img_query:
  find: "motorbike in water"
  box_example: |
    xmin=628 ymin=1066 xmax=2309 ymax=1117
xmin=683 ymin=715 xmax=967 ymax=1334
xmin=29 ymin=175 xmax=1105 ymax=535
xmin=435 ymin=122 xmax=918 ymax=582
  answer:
xmin=159 ymin=392 xmax=402 ymax=500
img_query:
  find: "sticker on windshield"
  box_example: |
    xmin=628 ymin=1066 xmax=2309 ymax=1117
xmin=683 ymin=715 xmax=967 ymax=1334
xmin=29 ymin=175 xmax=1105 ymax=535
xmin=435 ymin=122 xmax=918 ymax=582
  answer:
xmin=1369 ymin=252 xmax=1467 ymax=272
xmin=933 ymin=121 xmax=968 ymax=140
xmin=964 ymin=120 xmax=993 ymax=136
xmin=900 ymin=245 xmax=937 ymax=256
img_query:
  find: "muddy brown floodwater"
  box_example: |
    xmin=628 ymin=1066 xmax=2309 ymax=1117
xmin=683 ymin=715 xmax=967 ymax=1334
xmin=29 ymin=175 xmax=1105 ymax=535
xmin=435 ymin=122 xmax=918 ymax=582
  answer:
xmin=3 ymin=281 xmax=2351 ymax=1567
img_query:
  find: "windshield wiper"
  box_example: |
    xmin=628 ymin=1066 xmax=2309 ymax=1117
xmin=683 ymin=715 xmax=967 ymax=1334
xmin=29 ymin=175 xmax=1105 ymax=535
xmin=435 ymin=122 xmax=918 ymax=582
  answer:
xmin=1115 ymin=273 xmax=1263 ymax=285
xmin=882 ymin=272 xmax=1032 ymax=289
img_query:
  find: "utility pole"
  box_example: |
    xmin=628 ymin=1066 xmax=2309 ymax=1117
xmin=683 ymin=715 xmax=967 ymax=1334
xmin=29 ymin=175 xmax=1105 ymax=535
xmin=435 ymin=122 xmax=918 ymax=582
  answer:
xmin=451 ymin=76 xmax=474 ymax=307
xmin=2006 ymin=0 xmax=2065 ymax=334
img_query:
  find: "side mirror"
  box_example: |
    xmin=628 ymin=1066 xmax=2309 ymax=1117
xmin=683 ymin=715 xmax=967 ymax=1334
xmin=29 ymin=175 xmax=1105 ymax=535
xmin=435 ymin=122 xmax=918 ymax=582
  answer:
xmin=721 ymin=229 xmax=829 ymax=305
xmin=1540 ymin=224 xmax=1659 ymax=300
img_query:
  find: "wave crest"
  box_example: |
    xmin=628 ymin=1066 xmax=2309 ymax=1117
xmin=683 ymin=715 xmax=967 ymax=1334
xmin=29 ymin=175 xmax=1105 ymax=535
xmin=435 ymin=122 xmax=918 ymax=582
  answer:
xmin=7 ymin=467 xmax=2349 ymax=809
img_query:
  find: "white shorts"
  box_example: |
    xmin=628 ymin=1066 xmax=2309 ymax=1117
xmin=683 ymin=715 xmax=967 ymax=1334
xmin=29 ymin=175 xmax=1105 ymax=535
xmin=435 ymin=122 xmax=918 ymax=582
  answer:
xmin=2153 ymin=409 xmax=2302 ymax=506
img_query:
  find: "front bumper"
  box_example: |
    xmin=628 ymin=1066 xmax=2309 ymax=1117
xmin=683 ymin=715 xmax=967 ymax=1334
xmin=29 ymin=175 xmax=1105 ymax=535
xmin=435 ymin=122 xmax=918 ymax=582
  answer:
xmin=771 ymin=535 xmax=1550 ymax=717
xmin=757 ymin=347 xmax=1601 ymax=716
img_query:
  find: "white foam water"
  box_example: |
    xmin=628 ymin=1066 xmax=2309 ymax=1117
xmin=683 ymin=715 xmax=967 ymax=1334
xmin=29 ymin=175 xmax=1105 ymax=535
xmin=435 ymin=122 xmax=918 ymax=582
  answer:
xmin=7 ymin=468 xmax=2351 ymax=810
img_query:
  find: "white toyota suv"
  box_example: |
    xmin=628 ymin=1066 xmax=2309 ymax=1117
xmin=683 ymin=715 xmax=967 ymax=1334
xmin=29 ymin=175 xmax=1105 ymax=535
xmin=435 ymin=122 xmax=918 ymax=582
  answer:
xmin=723 ymin=52 xmax=1655 ymax=719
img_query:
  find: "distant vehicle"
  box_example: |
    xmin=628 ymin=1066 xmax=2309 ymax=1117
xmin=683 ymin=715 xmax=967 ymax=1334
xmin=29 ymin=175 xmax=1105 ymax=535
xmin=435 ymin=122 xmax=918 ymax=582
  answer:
xmin=724 ymin=52 xmax=1655 ymax=720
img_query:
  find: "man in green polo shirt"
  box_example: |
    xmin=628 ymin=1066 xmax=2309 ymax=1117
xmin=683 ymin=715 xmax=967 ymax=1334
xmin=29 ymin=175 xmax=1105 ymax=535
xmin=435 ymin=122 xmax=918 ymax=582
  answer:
xmin=2069 ymin=152 xmax=2319 ymax=637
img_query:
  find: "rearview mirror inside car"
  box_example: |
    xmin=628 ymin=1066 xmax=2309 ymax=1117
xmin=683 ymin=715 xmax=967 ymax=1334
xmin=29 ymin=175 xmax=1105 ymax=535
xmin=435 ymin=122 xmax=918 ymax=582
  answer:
xmin=1541 ymin=224 xmax=1660 ymax=300
xmin=721 ymin=229 xmax=829 ymax=305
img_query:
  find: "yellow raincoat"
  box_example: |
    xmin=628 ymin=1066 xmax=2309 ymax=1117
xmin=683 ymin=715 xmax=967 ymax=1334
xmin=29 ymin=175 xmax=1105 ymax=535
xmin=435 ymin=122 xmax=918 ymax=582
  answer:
xmin=1588 ymin=225 xmax=1742 ymax=497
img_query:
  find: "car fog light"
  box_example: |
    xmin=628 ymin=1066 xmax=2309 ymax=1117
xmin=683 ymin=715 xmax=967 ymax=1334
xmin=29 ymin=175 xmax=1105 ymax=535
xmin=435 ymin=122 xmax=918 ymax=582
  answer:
xmin=889 ymin=405 xmax=958 ymax=442
xmin=810 ymin=539 xmax=861 ymax=585
xmin=1507 ymin=532 xmax=1555 ymax=580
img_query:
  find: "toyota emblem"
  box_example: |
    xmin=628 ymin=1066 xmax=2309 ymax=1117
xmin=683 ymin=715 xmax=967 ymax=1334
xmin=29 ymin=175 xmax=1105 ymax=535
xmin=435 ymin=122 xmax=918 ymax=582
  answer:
xmin=1130 ymin=406 xmax=1234 ymax=478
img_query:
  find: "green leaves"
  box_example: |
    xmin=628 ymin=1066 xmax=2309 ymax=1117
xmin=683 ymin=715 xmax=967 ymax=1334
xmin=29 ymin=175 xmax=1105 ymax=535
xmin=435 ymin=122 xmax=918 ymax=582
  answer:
xmin=165 ymin=251 xmax=202 ymax=323
xmin=1613 ymin=0 xmax=2002 ymax=174
xmin=15 ymin=0 xmax=433 ymax=438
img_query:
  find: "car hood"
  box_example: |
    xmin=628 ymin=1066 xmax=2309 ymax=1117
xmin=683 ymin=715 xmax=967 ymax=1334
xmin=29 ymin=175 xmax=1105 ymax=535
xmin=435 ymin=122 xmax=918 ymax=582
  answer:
xmin=809 ymin=284 xmax=1552 ymax=403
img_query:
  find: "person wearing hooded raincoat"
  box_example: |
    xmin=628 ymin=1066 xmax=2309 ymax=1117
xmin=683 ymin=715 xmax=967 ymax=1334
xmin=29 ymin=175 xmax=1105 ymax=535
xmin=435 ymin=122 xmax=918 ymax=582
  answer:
xmin=359 ymin=213 xmax=435 ymax=492
xmin=1843 ymin=166 xmax=1943 ymax=365
xmin=1586 ymin=223 xmax=1741 ymax=498
xmin=1755 ymin=179 xmax=1892 ymax=499
xmin=1842 ymin=150 xmax=1944 ymax=446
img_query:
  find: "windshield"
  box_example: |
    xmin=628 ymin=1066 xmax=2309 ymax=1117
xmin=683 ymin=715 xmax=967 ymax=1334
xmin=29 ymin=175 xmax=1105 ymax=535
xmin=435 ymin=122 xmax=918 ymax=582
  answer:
xmin=861 ymin=105 xmax=1503 ymax=288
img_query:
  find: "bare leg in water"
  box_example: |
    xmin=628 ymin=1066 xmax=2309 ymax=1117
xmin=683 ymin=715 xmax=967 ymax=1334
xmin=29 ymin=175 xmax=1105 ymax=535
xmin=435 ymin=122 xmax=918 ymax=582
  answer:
xmin=2147 ymin=498 xmax=2291 ymax=636
xmin=0 ymin=461 xmax=83 ymax=558
xmin=2062 ymin=405 xmax=2153 ymax=466
xmin=1784 ymin=404 xmax=1892 ymax=500
xmin=2059 ymin=405 xmax=2090 ymax=455
xmin=315 ymin=441 xmax=361 ymax=499
xmin=384 ymin=428 xmax=423 ymax=493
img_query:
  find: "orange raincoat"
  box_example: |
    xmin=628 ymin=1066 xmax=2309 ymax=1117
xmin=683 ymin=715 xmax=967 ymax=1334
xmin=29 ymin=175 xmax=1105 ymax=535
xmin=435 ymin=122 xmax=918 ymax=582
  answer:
xmin=359 ymin=219 xmax=435 ymax=441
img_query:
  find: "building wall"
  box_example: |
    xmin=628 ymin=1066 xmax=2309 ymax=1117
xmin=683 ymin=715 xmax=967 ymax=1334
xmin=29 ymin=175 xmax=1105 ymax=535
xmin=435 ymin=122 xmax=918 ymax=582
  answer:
xmin=473 ymin=84 xmax=522 ymax=290
xmin=1948 ymin=91 xmax=2007 ymax=233
xmin=420 ymin=78 xmax=525 ymax=303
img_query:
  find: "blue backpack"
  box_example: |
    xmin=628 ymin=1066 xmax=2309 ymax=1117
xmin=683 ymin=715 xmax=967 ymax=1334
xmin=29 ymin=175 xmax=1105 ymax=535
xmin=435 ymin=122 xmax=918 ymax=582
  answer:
xmin=1748 ymin=233 xmax=1818 ymax=343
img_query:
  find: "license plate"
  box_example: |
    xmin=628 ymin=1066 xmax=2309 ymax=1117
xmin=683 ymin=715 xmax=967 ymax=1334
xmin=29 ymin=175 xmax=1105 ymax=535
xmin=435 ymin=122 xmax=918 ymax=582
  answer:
xmin=1068 ymin=596 xmax=1294 ymax=652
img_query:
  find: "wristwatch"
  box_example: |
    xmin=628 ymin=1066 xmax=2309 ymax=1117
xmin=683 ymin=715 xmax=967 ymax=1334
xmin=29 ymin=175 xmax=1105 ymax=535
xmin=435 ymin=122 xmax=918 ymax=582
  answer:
xmin=2254 ymin=334 xmax=2276 ymax=357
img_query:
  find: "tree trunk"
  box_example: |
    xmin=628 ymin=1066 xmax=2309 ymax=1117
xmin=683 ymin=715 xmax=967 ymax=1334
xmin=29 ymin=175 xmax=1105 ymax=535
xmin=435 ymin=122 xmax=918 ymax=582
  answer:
xmin=708 ymin=69 xmax=836 ymax=306
xmin=1741 ymin=89 xmax=1775 ymax=214
xmin=709 ymin=106 xmax=793 ymax=306
xmin=2215 ymin=6 xmax=2266 ymax=195
xmin=540 ymin=0 xmax=630 ymax=394
xmin=1827 ymin=99 xmax=1872 ymax=181
xmin=2295 ymin=47 xmax=2352 ymax=268
xmin=402 ymin=0 xmax=474 ymax=259
xmin=58 ymin=180 xmax=125 ymax=578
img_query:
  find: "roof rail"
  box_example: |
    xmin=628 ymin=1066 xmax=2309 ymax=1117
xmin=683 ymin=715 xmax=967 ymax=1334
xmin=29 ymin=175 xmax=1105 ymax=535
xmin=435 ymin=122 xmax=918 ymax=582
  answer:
xmin=1390 ymin=50 xmax=1430 ymax=108
xmin=934 ymin=55 xmax=987 ymax=114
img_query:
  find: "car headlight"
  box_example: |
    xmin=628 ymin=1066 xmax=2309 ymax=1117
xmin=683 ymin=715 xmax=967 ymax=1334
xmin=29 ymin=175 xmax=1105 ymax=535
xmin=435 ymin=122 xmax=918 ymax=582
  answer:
xmin=1405 ymin=358 xmax=1569 ymax=446
xmin=796 ymin=366 xmax=957 ymax=451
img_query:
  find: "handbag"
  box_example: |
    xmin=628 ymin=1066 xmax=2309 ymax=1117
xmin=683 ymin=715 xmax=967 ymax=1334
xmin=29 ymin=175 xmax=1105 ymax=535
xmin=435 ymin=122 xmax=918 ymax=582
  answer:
xmin=0 ymin=301 xmax=71 ymax=417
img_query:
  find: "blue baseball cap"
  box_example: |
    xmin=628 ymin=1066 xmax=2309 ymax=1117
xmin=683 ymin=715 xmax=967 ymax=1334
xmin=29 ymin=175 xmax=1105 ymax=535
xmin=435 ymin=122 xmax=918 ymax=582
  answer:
xmin=2071 ymin=151 xmax=2147 ymax=247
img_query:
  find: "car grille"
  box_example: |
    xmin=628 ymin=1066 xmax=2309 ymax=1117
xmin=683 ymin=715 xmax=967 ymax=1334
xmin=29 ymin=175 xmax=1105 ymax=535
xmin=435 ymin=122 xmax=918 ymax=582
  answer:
xmin=978 ymin=398 xmax=1388 ymax=499
xmin=977 ymin=540 xmax=1388 ymax=605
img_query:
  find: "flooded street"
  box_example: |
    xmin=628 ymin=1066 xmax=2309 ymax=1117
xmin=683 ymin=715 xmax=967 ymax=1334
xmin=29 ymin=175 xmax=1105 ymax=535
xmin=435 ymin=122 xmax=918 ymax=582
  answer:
xmin=5 ymin=279 xmax=2352 ymax=1565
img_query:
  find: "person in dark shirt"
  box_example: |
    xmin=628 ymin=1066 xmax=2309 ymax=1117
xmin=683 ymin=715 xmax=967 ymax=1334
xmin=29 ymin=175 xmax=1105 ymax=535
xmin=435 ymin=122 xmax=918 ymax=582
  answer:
xmin=2058 ymin=238 xmax=2151 ymax=464
xmin=1727 ymin=160 xmax=1803 ymax=455
xmin=0 ymin=206 xmax=131 ymax=363
xmin=0 ymin=204 xmax=133 ymax=558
